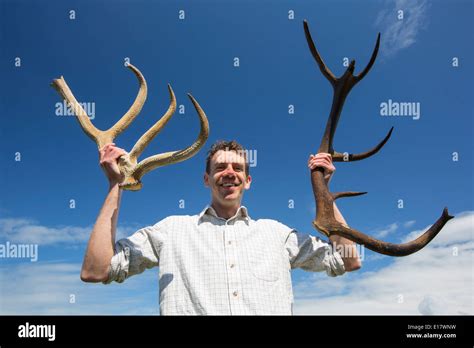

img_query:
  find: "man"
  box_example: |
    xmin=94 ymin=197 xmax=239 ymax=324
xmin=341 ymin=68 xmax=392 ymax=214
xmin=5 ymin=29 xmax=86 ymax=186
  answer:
xmin=80 ymin=140 xmax=361 ymax=315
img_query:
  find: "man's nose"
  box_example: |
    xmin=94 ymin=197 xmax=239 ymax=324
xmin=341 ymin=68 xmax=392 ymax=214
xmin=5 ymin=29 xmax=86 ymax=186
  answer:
xmin=222 ymin=165 xmax=236 ymax=176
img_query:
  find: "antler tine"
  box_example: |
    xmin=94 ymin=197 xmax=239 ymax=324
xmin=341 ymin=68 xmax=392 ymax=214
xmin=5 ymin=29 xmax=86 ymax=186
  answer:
xmin=128 ymin=84 xmax=177 ymax=162
xmin=123 ymin=93 xmax=209 ymax=188
xmin=51 ymin=63 xmax=147 ymax=148
xmin=332 ymin=126 xmax=394 ymax=162
xmin=51 ymin=77 xmax=101 ymax=144
xmin=332 ymin=191 xmax=367 ymax=200
xmin=105 ymin=63 xmax=148 ymax=143
xmin=355 ymin=33 xmax=381 ymax=83
xmin=303 ymin=20 xmax=337 ymax=85
xmin=314 ymin=207 xmax=454 ymax=256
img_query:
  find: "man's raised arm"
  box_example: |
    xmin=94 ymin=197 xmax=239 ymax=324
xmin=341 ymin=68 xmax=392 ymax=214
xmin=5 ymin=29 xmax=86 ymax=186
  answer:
xmin=308 ymin=153 xmax=362 ymax=272
xmin=80 ymin=143 xmax=127 ymax=282
xmin=329 ymin=202 xmax=361 ymax=271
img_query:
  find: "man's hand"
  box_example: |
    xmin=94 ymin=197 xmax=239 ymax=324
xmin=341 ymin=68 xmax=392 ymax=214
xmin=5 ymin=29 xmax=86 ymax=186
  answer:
xmin=99 ymin=143 xmax=127 ymax=186
xmin=308 ymin=153 xmax=335 ymax=184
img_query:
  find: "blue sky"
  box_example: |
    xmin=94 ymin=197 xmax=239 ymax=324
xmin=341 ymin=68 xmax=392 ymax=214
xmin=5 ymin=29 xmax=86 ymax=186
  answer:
xmin=0 ymin=0 xmax=472 ymax=314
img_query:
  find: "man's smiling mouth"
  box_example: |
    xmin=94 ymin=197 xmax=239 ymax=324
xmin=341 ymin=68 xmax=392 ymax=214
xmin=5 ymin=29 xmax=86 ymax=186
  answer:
xmin=220 ymin=182 xmax=240 ymax=187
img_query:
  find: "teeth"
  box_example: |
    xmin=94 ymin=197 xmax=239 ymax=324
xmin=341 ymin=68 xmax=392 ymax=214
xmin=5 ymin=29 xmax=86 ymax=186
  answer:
xmin=222 ymin=183 xmax=236 ymax=187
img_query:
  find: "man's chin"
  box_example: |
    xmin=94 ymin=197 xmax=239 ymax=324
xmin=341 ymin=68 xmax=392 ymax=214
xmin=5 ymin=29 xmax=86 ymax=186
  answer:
xmin=219 ymin=194 xmax=241 ymax=205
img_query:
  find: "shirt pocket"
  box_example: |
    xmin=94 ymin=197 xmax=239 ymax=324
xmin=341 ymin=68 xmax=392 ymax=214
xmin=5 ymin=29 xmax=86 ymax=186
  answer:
xmin=248 ymin=247 xmax=281 ymax=282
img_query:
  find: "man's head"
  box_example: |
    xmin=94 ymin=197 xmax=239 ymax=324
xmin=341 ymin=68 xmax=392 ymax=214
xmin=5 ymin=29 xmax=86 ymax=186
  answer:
xmin=204 ymin=140 xmax=252 ymax=209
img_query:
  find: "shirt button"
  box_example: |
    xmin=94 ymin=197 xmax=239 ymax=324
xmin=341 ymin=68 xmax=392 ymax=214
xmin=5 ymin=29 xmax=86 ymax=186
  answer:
xmin=233 ymin=291 xmax=238 ymax=297
xmin=230 ymin=264 xmax=235 ymax=268
xmin=228 ymin=241 xmax=232 ymax=245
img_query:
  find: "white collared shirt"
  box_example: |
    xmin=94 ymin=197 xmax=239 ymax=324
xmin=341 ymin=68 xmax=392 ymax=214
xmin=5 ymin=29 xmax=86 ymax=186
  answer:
xmin=104 ymin=205 xmax=345 ymax=315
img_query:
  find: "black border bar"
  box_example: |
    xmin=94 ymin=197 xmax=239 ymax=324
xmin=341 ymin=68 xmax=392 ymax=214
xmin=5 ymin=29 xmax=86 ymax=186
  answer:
xmin=0 ymin=315 xmax=472 ymax=346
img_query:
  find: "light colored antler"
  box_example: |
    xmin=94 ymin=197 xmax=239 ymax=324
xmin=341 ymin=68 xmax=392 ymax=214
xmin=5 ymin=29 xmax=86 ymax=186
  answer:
xmin=51 ymin=63 xmax=209 ymax=191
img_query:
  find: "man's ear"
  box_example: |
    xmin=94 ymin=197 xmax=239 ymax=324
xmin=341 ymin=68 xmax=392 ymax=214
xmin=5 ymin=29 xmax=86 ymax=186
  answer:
xmin=244 ymin=175 xmax=252 ymax=190
xmin=204 ymin=172 xmax=210 ymax=187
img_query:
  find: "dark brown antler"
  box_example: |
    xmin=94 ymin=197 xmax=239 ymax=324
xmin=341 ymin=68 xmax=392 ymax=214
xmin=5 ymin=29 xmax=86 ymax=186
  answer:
xmin=304 ymin=20 xmax=453 ymax=256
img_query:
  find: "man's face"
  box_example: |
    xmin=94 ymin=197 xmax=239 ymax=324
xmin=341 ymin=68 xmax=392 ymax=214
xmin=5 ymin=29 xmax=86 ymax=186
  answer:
xmin=204 ymin=150 xmax=252 ymax=207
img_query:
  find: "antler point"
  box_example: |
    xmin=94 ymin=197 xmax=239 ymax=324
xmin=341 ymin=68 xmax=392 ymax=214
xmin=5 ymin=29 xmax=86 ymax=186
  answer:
xmin=443 ymin=207 xmax=454 ymax=220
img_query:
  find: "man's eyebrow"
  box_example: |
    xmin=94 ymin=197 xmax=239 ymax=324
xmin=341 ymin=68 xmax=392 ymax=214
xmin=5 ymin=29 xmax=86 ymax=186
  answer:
xmin=214 ymin=161 xmax=244 ymax=166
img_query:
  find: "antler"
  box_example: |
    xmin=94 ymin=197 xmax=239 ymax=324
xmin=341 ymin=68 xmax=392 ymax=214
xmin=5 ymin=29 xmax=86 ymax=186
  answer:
xmin=51 ymin=63 xmax=209 ymax=191
xmin=304 ymin=20 xmax=453 ymax=256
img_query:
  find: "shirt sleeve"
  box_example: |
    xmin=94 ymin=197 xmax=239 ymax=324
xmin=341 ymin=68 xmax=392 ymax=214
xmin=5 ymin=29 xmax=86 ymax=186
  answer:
xmin=285 ymin=230 xmax=346 ymax=277
xmin=102 ymin=218 xmax=168 ymax=284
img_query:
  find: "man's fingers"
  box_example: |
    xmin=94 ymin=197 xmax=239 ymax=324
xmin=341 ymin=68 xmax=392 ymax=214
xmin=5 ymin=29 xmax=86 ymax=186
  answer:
xmin=309 ymin=159 xmax=326 ymax=169
xmin=99 ymin=143 xmax=128 ymax=163
xmin=316 ymin=153 xmax=332 ymax=161
xmin=309 ymin=158 xmax=330 ymax=166
xmin=99 ymin=143 xmax=115 ymax=157
xmin=311 ymin=154 xmax=332 ymax=158
xmin=309 ymin=159 xmax=335 ymax=171
xmin=110 ymin=148 xmax=127 ymax=159
xmin=100 ymin=143 xmax=116 ymax=152
xmin=312 ymin=154 xmax=333 ymax=165
xmin=310 ymin=153 xmax=333 ymax=164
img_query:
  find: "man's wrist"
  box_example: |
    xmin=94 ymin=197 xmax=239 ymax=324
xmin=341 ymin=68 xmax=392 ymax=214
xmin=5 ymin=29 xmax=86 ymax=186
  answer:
xmin=108 ymin=181 xmax=121 ymax=191
xmin=330 ymin=234 xmax=355 ymax=245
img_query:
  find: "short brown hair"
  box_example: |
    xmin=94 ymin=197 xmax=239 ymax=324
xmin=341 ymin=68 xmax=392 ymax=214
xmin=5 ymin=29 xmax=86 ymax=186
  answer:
xmin=205 ymin=140 xmax=249 ymax=176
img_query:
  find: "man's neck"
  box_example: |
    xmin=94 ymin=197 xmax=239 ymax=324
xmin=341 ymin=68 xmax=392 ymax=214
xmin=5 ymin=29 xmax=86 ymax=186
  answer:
xmin=211 ymin=202 xmax=240 ymax=219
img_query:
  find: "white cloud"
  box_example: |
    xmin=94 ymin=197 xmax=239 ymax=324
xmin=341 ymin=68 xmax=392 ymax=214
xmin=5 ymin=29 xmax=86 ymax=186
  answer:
xmin=369 ymin=219 xmax=418 ymax=239
xmin=0 ymin=217 xmax=159 ymax=314
xmin=375 ymin=0 xmax=429 ymax=58
xmin=402 ymin=211 xmax=472 ymax=246
xmin=0 ymin=217 xmax=140 ymax=245
xmin=0 ymin=261 xmax=160 ymax=315
xmin=293 ymin=211 xmax=473 ymax=315
xmin=372 ymin=222 xmax=398 ymax=238
xmin=364 ymin=252 xmax=388 ymax=263
xmin=418 ymin=295 xmax=452 ymax=315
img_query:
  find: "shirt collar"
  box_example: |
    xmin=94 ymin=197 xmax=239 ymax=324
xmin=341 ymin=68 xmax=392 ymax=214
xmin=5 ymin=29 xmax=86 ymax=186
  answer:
xmin=198 ymin=205 xmax=250 ymax=224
